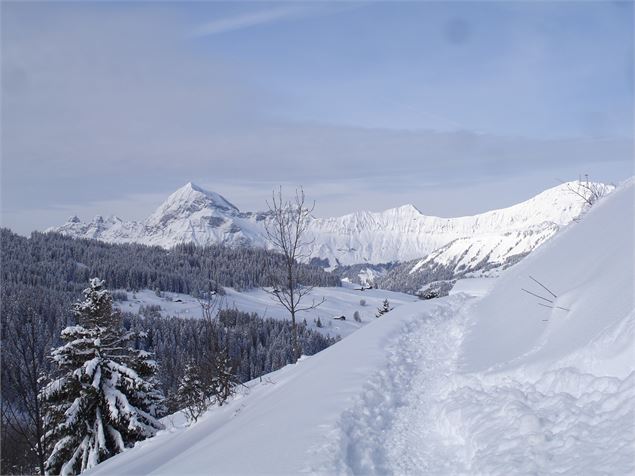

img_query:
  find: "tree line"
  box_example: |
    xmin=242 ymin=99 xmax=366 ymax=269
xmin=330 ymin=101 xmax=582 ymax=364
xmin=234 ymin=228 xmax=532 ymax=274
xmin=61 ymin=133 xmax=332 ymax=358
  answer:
xmin=0 ymin=229 xmax=340 ymax=297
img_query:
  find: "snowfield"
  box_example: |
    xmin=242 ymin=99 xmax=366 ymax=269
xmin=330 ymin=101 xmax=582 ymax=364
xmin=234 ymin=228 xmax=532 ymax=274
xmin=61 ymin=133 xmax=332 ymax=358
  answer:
xmin=115 ymin=285 xmax=419 ymax=338
xmin=88 ymin=180 xmax=634 ymax=475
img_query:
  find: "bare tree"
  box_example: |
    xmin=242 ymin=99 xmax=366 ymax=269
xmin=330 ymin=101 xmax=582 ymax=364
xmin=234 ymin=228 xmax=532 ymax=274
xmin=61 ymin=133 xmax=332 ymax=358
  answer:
xmin=264 ymin=187 xmax=324 ymax=362
xmin=197 ymin=286 xmax=225 ymax=386
xmin=566 ymin=174 xmax=611 ymax=208
xmin=1 ymin=300 xmax=50 ymax=475
xmin=198 ymin=288 xmax=224 ymax=323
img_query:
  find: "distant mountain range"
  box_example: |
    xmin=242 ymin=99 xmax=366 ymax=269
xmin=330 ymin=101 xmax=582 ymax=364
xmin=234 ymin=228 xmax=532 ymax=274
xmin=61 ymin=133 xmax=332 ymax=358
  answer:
xmin=49 ymin=181 xmax=612 ymax=291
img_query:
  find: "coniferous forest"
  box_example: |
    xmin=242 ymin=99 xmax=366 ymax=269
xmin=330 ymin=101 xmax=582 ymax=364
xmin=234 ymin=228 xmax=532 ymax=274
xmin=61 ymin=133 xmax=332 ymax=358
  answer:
xmin=0 ymin=229 xmax=339 ymax=474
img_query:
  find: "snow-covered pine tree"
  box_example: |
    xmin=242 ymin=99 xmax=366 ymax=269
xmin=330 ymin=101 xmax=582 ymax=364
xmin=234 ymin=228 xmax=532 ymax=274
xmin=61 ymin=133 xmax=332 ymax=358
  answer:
xmin=176 ymin=362 xmax=211 ymax=423
xmin=40 ymin=278 xmax=165 ymax=475
xmin=376 ymin=299 xmax=392 ymax=318
xmin=127 ymin=344 xmax=167 ymax=419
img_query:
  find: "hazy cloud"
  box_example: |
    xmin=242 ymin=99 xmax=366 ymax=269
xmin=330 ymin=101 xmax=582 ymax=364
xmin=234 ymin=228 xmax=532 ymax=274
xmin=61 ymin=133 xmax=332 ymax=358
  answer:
xmin=191 ymin=6 xmax=304 ymax=37
xmin=1 ymin=2 xmax=632 ymax=235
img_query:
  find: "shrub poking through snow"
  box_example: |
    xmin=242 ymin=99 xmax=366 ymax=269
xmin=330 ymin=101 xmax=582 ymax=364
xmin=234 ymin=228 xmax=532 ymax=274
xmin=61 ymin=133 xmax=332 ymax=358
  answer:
xmin=40 ymin=278 xmax=165 ymax=475
xmin=566 ymin=174 xmax=612 ymax=209
xmin=376 ymin=299 xmax=392 ymax=318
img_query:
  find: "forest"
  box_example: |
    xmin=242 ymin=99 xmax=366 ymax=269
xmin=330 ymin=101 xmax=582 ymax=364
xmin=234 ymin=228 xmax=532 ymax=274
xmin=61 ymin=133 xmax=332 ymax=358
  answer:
xmin=0 ymin=230 xmax=340 ymax=474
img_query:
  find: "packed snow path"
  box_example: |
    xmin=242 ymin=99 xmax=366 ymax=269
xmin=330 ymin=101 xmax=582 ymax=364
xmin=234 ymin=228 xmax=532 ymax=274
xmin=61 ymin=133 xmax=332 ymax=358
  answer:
xmin=325 ymin=298 xmax=634 ymax=475
xmin=321 ymin=297 xmax=469 ymax=474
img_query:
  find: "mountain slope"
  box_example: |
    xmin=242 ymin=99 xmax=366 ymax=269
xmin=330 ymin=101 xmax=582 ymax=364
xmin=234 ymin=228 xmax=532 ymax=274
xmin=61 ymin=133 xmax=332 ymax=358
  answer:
xmin=86 ymin=179 xmax=634 ymax=475
xmin=50 ymin=181 xmax=611 ymax=270
xmin=378 ymin=222 xmax=559 ymax=293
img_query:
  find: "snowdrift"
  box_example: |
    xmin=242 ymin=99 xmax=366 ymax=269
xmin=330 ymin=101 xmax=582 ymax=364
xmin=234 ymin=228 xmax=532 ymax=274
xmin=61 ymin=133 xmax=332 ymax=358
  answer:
xmin=461 ymin=178 xmax=634 ymax=376
xmin=87 ymin=180 xmax=634 ymax=475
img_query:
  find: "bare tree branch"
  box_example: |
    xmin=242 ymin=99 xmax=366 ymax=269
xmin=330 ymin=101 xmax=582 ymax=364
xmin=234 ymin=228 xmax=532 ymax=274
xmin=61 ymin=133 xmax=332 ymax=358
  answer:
xmin=563 ymin=174 xmax=611 ymax=209
xmin=529 ymin=275 xmax=557 ymax=299
xmin=521 ymin=288 xmax=554 ymax=303
xmin=263 ymin=186 xmax=323 ymax=362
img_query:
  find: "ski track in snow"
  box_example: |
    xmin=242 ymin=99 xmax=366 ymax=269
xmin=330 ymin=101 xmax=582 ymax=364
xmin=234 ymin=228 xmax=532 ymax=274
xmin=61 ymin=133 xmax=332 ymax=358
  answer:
xmin=309 ymin=296 xmax=468 ymax=474
xmin=315 ymin=294 xmax=635 ymax=475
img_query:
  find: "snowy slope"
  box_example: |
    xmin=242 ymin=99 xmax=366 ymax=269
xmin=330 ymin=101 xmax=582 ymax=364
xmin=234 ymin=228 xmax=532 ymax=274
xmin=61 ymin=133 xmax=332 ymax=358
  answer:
xmin=461 ymin=178 xmax=634 ymax=376
xmin=385 ymin=179 xmax=634 ymax=474
xmin=87 ymin=179 xmax=634 ymax=475
xmin=378 ymin=222 xmax=561 ymax=293
xmin=50 ymin=181 xmax=610 ymax=268
xmin=115 ymin=285 xmax=418 ymax=339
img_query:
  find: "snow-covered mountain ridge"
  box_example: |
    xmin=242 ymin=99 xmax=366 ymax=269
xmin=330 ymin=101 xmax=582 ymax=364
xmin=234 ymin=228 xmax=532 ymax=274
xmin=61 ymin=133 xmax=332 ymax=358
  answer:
xmin=50 ymin=181 xmax=612 ymax=268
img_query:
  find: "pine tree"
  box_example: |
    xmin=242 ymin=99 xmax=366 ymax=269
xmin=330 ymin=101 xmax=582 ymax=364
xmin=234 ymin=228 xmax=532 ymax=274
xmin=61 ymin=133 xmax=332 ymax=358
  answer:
xmin=176 ymin=362 xmax=210 ymax=423
xmin=211 ymin=351 xmax=238 ymax=407
xmin=128 ymin=345 xmax=167 ymax=419
xmin=40 ymin=278 xmax=165 ymax=475
xmin=376 ymin=299 xmax=392 ymax=318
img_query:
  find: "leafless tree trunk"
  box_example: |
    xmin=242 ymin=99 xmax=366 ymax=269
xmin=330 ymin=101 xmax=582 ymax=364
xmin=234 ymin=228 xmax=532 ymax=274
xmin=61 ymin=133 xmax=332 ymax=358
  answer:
xmin=264 ymin=187 xmax=324 ymax=362
xmin=198 ymin=288 xmax=223 ymax=324
xmin=198 ymin=287 xmax=224 ymax=385
xmin=2 ymin=303 xmax=50 ymax=475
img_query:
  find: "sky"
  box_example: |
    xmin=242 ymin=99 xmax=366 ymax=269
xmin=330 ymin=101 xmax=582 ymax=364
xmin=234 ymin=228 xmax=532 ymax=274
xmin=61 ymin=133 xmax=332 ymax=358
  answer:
xmin=1 ymin=1 xmax=633 ymax=234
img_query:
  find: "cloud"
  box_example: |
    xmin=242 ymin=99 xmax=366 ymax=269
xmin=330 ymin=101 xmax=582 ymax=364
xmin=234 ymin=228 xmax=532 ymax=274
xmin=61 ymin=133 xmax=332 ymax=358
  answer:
xmin=191 ymin=6 xmax=304 ymax=37
xmin=1 ymin=2 xmax=632 ymax=235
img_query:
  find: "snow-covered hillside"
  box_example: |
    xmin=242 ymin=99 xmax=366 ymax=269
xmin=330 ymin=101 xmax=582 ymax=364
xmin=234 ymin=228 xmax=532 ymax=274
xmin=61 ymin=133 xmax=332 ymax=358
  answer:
xmin=50 ymin=181 xmax=610 ymax=269
xmin=378 ymin=222 xmax=561 ymax=294
xmin=115 ymin=285 xmax=418 ymax=339
xmin=86 ymin=179 xmax=633 ymax=475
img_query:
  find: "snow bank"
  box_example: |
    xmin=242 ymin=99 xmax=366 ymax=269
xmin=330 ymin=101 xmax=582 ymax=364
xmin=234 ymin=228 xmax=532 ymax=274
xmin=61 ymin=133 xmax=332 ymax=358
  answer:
xmin=417 ymin=179 xmax=635 ymax=474
xmin=461 ymin=178 xmax=634 ymax=376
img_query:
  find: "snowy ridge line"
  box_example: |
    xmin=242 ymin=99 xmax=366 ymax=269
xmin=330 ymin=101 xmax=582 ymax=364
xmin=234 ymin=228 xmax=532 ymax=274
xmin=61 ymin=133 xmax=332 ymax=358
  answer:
xmin=49 ymin=181 xmax=612 ymax=267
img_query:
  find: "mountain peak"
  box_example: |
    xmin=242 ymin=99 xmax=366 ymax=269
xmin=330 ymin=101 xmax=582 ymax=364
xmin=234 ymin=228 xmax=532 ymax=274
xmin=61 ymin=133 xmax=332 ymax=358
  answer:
xmin=145 ymin=182 xmax=238 ymax=227
xmin=166 ymin=183 xmax=238 ymax=211
xmin=182 ymin=181 xmax=205 ymax=193
xmin=395 ymin=203 xmax=422 ymax=214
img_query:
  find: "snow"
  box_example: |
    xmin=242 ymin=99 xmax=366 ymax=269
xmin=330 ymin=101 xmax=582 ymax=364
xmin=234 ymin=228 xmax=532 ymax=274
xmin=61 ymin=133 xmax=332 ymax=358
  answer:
xmin=87 ymin=180 xmax=633 ymax=475
xmin=449 ymin=277 xmax=497 ymax=297
xmin=461 ymin=178 xmax=634 ymax=375
xmin=50 ymin=181 xmax=609 ymax=267
xmin=408 ymin=223 xmax=558 ymax=274
xmin=116 ymin=284 xmax=418 ymax=338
